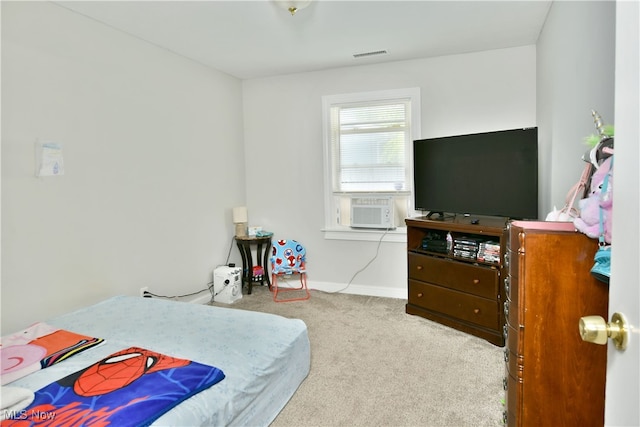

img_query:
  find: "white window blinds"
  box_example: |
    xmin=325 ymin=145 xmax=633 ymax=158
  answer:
xmin=330 ymin=100 xmax=410 ymax=192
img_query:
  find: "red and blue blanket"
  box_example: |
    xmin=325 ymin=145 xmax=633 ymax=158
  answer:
xmin=1 ymin=346 xmax=225 ymax=426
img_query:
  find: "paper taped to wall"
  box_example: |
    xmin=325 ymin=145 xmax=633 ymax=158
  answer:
xmin=36 ymin=141 xmax=64 ymax=177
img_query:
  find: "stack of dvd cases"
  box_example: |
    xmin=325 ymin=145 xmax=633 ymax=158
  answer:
xmin=477 ymin=241 xmax=501 ymax=264
xmin=453 ymin=236 xmax=481 ymax=260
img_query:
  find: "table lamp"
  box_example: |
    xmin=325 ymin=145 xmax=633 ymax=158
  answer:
xmin=233 ymin=206 xmax=248 ymax=237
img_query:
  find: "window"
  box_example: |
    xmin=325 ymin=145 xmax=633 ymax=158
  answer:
xmin=322 ymin=88 xmax=421 ymax=240
xmin=331 ymin=102 xmax=408 ymax=192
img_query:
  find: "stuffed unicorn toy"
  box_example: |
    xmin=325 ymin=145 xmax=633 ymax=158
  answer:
xmin=574 ymin=155 xmax=613 ymax=244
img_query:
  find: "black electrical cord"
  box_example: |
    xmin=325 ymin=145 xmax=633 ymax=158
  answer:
xmin=144 ymin=284 xmax=213 ymax=299
xmin=144 ymin=235 xmax=237 ymax=301
xmin=225 ymin=235 xmax=236 ymax=265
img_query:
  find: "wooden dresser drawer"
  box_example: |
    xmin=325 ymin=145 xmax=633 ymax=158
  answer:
xmin=508 ymin=228 xmax=523 ymax=274
xmin=506 ymin=252 xmax=520 ymax=327
xmin=504 ymin=371 xmax=522 ymax=427
xmin=504 ymin=324 xmax=523 ymax=379
xmin=408 ymin=280 xmax=499 ymax=330
xmin=408 ymin=253 xmax=498 ymax=299
xmin=504 ymin=285 xmax=519 ymax=328
xmin=507 ymin=247 xmax=520 ymax=282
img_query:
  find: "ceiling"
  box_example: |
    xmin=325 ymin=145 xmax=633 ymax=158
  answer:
xmin=54 ymin=0 xmax=552 ymax=80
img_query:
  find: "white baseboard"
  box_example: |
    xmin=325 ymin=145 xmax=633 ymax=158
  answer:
xmin=186 ymin=281 xmax=407 ymax=303
xmin=307 ymin=280 xmax=407 ymax=300
xmin=188 ymin=294 xmax=213 ymax=305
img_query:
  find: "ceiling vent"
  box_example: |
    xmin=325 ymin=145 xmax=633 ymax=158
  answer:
xmin=353 ymin=50 xmax=388 ymax=59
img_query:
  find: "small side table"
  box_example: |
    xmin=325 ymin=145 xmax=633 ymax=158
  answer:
xmin=235 ymin=235 xmax=272 ymax=294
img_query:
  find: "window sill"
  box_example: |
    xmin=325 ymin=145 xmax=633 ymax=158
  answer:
xmin=322 ymin=227 xmax=407 ymax=242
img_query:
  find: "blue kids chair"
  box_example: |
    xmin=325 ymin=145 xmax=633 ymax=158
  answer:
xmin=270 ymin=239 xmax=310 ymax=302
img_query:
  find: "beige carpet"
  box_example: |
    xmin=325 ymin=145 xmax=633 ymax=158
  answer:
xmin=211 ymin=285 xmax=504 ymax=427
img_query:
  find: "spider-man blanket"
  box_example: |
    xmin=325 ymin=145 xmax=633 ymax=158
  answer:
xmin=1 ymin=347 xmax=226 ymax=427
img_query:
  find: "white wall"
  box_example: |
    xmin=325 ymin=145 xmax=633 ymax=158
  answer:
xmin=536 ymin=1 xmax=615 ymax=216
xmin=1 ymin=2 xmax=246 ymax=334
xmin=242 ymin=46 xmax=536 ymax=297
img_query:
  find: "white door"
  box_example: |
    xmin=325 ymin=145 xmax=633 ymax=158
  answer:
xmin=605 ymin=2 xmax=639 ymax=426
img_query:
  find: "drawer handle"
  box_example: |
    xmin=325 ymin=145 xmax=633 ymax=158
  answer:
xmin=503 ymin=411 xmax=508 ymax=424
xmin=472 ymin=279 xmax=480 ymax=285
xmin=417 ymin=292 xmax=423 ymax=298
xmin=473 ymin=308 xmax=480 ymax=314
xmin=504 ymin=301 xmax=510 ymax=318
xmin=503 ymin=377 xmax=508 ymax=391
xmin=504 ymin=276 xmax=511 ymax=296
xmin=504 ymin=252 xmax=510 ymax=268
xmin=503 ymin=347 xmax=509 ymax=362
xmin=416 ymin=265 xmax=423 ymax=270
xmin=503 ymin=324 xmax=508 ymax=340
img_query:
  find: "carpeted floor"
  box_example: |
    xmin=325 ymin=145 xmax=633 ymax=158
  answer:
xmin=211 ymin=285 xmax=505 ymax=427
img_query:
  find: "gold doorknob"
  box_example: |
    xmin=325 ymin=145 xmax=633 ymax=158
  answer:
xmin=579 ymin=312 xmax=629 ymax=350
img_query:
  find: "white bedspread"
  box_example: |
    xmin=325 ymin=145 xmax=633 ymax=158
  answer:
xmin=9 ymin=295 xmax=310 ymax=426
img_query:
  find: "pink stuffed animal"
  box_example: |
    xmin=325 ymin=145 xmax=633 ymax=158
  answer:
xmin=574 ymin=156 xmax=613 ymax=243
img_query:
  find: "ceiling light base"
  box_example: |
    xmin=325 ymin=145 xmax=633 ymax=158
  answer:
xmin=274 ymin=0 xmax=312 ymax=16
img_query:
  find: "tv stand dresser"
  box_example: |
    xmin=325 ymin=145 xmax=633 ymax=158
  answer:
xmin=405 ymin=215 xmax=508 ymax=346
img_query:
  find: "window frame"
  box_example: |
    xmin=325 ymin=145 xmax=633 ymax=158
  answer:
xmin=321 ymin=88 xmax=421 ymax=241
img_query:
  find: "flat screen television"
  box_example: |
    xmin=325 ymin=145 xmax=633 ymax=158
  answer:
xmin=413 ymin=127 xmax=538 ymax=220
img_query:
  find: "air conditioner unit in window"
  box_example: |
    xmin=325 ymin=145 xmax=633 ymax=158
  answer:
xmin=350 ymin=196 xmax=395 ymax=229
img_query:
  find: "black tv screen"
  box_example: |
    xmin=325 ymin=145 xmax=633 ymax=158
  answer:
xmin=413 ymin=127 xmax=538 ymax=219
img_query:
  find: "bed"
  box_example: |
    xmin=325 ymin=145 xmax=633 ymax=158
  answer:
xmin=2 ymin=295 xmax=310 ymax=426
